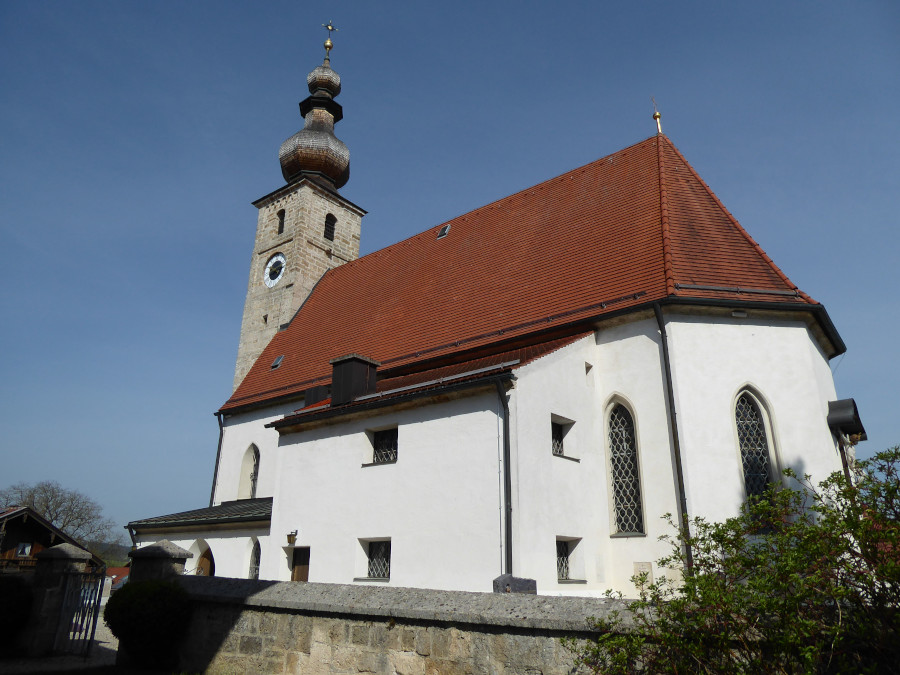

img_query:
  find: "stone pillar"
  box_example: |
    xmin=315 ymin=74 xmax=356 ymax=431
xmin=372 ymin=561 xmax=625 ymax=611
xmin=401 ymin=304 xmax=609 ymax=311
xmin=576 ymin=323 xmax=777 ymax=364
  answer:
xmin=24 ymin=543 xmax=93 ymax=656
xmin=128 ymin=540 xmax=192 ymax=583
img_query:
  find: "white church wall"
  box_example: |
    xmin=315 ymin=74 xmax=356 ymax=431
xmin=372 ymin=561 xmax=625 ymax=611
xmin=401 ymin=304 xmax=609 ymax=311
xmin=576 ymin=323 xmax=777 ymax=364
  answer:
xmin=264 ymin=391 xmax=504 ymax=591
xmin=133 ymin=528 xmax=271 ymax=580
xmin=214 ymin=400 xmax=300 ymax=505
xmin=511 ymin=322 xmax=681 ymax=597
xmin=667 ymin=315 xmax=841 ymax=521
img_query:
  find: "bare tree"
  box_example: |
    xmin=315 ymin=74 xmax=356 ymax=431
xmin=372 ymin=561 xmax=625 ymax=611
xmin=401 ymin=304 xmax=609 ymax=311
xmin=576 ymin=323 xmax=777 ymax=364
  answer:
xmin=0 ymin=480 xmax=118 ymax=545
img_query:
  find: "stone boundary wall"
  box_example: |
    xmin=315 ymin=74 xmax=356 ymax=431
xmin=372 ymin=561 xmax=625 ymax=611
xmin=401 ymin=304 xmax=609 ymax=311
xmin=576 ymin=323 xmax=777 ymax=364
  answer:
xmin=175 ymin=577 xmax=633 ymax=674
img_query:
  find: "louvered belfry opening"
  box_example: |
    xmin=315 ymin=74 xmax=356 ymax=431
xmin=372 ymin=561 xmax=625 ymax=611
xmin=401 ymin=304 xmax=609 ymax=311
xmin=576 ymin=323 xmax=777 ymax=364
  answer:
xmin=329 ymin=354 xmax=379 ymax=406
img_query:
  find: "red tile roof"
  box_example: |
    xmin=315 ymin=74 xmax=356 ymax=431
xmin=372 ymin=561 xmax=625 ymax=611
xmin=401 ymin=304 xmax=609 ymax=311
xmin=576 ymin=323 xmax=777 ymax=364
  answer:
xmin=223 ymin=135 xmax=823 ymax=412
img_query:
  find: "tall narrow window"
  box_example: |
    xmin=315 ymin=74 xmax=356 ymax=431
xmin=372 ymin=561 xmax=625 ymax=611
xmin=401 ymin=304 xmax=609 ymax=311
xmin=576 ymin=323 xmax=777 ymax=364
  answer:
xmin=367 ymin=541 xmax=391 ymax=579
xmin=277 ymin=209 xmax=285 ymax=235
xmin=735 ymin=392 xmax=773 ymax=497
xmin=239 ymin=445 xmax=260 ymax=500
xmin=324 ymin=213 xmax=336 ymax=241
xmin=249 ymin=447 xmax=259 ymax=498
xmin=608 ymin=404 xmax=644 ymax=534
xmin=249 ymin=540 xmax=261 ymax=580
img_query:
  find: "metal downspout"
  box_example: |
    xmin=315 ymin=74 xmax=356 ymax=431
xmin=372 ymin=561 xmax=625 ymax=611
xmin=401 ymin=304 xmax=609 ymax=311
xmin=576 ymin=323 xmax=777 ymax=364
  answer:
xmin=209 ymin=412 xmax=226 ymax=507
xmin=653 ymin=303 xmax=694 ymax=573
xmin=494 ymin=379 xmax=514 ymax=575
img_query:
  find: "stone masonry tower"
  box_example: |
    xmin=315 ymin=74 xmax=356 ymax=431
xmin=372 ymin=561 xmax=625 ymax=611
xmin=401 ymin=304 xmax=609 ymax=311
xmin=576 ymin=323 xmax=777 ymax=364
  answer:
xmin=233 ymin=29 xmax=365 ymax=389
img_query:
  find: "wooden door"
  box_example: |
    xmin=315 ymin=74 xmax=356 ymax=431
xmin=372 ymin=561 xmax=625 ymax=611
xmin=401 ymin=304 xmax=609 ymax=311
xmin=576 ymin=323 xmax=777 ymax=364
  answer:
xmin=291 ymin=547 xmax=310 ymax=582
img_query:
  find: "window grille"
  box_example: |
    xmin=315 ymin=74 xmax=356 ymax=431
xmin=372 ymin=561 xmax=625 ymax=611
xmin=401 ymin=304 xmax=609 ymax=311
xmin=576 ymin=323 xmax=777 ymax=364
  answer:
xmin=736 ymin=393 xmax=771 ymax=497
xmin=556 ymin=541 xmax=570 ymax=580
xmin=608 ymin=405 xmax=644 ymax=533
xmin=373 ymin=428 xmax=398 ymax=464
xmin=551 ymin=422 xmax=565 ymax=456
xmin=324 ymin=214 xmax=336 ymax=241
xmin=249 ymin=541 xmax=261 ymax=580
xmin=367 ymin=541 xmax=391 ymax=579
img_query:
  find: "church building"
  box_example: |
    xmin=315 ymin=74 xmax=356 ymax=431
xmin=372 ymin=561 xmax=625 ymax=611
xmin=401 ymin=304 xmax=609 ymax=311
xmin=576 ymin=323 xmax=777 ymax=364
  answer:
xmin=128 ymin=33 xmax=866 ymax=596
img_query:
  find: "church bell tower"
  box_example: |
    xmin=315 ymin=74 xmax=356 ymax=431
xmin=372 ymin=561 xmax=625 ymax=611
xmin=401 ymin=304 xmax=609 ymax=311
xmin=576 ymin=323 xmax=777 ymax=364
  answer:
xmin=233 ymin=26 xmax=365 ymax=390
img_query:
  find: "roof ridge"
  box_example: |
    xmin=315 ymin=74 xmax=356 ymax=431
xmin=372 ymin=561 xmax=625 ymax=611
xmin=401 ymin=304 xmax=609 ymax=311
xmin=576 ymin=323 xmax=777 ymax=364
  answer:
xmin=659 ymin=136 xmax=815 ymax=304
xmin=656 ymin=135 xmax=675 ymax=295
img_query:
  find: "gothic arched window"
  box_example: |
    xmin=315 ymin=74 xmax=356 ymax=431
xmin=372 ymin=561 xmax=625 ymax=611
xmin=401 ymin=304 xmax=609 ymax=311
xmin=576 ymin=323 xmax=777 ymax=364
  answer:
xmin=608 ymin=404 xmax=644 ymax=534
xmin=735 ymin=391 xmax=775 ymax=498
xmin=238 ymin=445 xmax=260 ymax=500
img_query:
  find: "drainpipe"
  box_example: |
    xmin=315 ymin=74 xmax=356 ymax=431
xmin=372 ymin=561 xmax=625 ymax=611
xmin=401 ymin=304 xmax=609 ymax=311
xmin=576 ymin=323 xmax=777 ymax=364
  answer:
xmin=653 ymin=303 xmax=694 ymax=573
xmin=209 ymin=412 xmax=226 ymax=507
xmin=494 ymin=378 xmax=514 ymax=576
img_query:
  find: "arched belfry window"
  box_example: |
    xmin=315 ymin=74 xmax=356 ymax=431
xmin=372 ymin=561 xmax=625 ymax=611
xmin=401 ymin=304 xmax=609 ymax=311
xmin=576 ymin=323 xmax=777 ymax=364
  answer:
xmin=735 ymin=391 xmax=775 ymax=498
xmin=324 ymin=213 xmax=336 ymax=241
xmin=249 ymin=540 xmax=261 ymax=580
xmin=277 ymin=209 xmax=285 ymax=235
xmin=238 ymin=445 xmax=260 ymax=500
xmin=607 ymin=404 xmax=644 ymax=534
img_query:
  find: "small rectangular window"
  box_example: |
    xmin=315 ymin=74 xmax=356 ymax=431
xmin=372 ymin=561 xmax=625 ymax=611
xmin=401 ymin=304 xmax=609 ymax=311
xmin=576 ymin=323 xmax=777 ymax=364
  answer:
xmin=556 ymin=540 xmax=570 ymax=580
xmin=551 ymin=422 xmax=565 ymax=456
xmin=367 ymin=541 xmax=391 ymax=579
xmin=372 ymin=428 xmax=398 ymax=464
xmin=550 ymin=416 xmax=575 ymax=458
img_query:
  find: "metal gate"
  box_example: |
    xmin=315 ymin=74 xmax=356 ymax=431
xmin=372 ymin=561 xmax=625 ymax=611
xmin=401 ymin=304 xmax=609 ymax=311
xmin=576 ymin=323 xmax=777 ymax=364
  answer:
xmin=54 ymin=567 xmax=106 ymax=656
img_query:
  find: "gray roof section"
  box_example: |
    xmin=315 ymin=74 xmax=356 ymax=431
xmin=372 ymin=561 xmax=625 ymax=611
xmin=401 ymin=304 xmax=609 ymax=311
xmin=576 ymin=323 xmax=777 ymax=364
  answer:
xmin=129 ymin=497 xmax=272 ymax=530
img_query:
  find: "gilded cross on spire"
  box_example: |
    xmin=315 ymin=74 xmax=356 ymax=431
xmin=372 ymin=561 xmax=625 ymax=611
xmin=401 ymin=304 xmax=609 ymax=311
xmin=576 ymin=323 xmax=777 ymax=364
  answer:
xmin=322 ymin=21 xmax=338 ymax=61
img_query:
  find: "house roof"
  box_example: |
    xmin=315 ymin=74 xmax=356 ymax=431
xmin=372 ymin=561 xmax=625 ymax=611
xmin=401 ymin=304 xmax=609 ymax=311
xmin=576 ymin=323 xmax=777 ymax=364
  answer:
xmin=128 ymin=497 xmax=273 ymax=531
xmin=0 ymin=505 xmax=102 ymax=565
xmin=224 ymin=134 xmax=835 ymax=413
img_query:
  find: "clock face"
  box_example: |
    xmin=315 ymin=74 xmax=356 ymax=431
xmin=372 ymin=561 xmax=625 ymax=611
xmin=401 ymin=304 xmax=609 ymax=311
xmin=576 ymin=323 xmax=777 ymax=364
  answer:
xmin=264 ymin=253 xmax=286 ymax=288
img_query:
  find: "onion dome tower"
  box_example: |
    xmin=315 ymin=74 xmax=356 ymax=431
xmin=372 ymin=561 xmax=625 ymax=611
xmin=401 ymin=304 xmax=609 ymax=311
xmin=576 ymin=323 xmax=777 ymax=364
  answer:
xmin=233 ymin=22 xmax=364 ymax=391
xmin=278 ymin=25 xmax=350 ymax=190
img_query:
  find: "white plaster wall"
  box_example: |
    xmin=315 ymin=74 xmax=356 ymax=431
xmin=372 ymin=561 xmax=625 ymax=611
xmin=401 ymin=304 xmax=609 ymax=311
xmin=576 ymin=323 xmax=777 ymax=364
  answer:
xmin=264 ymin=392 xmax=504 ymax=592
xmin=667 ymin=316 xmax=841 ymax=521
xmin=511 ymin=324 xmax=679 ymax=597
xmin=137 ymin=312 xmax=841 ymax=598
xmin=134 ymin=528 xmax=271 ymax=580
xmin=214 ymin=400 xmax=300 ymax=505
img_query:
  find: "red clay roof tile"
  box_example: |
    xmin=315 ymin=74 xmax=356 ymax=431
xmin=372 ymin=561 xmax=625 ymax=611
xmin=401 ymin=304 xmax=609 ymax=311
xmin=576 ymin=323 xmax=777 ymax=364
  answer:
xmin=223 ymin=135 xmax=816 ymax=411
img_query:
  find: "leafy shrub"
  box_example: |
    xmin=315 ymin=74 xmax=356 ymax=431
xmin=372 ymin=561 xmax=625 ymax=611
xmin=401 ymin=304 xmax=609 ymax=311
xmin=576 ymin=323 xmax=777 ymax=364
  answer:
xmin=0 ymin=575 xmax=33 ymax=651
xmin=568 ymin=447 xmax=900 ymax=674
xmin=104 ymin=579 xmax=192 ymax=669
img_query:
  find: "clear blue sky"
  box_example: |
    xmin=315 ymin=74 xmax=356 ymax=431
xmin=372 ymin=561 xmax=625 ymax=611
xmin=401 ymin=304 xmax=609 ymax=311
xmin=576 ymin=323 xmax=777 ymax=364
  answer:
xmin=2 ymin=1 xmax=897 ymax=533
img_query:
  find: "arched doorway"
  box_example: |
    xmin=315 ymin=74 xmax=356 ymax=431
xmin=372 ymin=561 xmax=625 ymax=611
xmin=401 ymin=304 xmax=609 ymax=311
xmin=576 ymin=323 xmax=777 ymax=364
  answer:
xmin=197 ymin=547 xmax=215 ymax=576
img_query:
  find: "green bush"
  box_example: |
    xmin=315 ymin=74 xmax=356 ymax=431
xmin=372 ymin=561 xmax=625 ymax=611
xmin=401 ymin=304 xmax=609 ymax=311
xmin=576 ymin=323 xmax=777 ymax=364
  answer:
xmin=567 ymin=447 xmax=900 ymax=674
xmin=104 ymin=579 xmax=192 ymax=669
xmin=0 ymin=575 xmax=33 ymax=651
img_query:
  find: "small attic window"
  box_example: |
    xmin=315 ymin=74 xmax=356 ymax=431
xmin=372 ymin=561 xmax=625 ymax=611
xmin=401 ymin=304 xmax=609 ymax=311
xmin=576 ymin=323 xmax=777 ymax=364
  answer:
xmin=271 ymin=355 xmax=285 ymax=370
xmin=437 ymin=224 xmax=451 ymax=239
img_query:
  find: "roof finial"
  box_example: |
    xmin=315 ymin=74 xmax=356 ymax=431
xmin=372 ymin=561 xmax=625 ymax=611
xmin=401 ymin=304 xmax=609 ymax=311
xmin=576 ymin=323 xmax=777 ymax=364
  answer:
xmin=651 ymin=97 xmax=662 ymax=134
xmin=322 ymin=21 xmax=338 ymax=64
